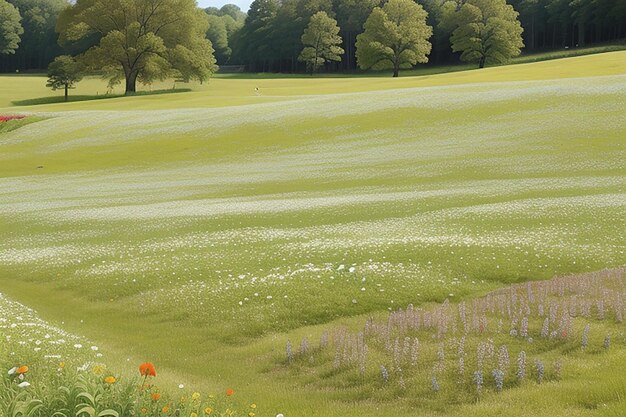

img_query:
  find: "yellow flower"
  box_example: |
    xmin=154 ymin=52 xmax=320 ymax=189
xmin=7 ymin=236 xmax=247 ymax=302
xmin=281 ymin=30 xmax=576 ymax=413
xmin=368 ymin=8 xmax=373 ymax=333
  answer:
xmin=141 ymin=408 xmax=148 ymax=414
xmin=204 ymin=407 xmax=213 ymax=415
xmin=248 ymin=413 xmax=255 ymax=417
xmin=191 ymin=392 xmax=200 ymax=401
xmin=250 ymin=404 xmax=257 ymax=409
xmin=104 ymin=376 xmax=116 ymax=384
xmin=59 ymin=362 xmax=65 ymax=369
xmin=190 ymin=413 xmax=198 ymax=417
xmin=92 ymin=365 xmax=105 ymax=376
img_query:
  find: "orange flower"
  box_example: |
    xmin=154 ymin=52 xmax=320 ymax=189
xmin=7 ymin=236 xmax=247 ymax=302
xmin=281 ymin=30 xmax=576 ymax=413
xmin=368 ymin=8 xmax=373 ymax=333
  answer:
xmin=139 ymin=362 xmax=157 ymax=377
xmin=226 ymin=388 xmax=234 ymax=397
xmin=104 ymin=376 xmax=116 ymax=384
xmin=161 ymin=404 xmax=170 ymax=413
xmin=151 ymin=392 xmax=162 ymax=401
xmin=16 ymin=366 xmax=28 ymax=374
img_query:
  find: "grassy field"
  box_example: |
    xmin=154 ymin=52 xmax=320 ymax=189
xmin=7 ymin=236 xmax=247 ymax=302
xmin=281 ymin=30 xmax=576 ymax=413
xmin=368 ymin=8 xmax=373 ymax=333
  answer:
xmin=0 ymin=52 xmax=625 ymax=416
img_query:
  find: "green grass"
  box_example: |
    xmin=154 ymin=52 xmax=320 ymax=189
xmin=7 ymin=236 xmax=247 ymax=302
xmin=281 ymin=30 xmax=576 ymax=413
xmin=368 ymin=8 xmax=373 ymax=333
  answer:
xmin=0 ymin=51 xmax=624 ymax=416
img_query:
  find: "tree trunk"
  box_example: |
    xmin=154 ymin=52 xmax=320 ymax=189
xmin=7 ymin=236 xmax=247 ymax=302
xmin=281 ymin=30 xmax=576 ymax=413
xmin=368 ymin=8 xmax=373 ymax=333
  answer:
xmin=64 ymin=84 xmax=68 ymax=102
xmin=478 ymin=56 xmax=486 ymax=69
xmin=578 ymin=22 xmax=585 ymax=46
xmin=393 ymin=66 xmax=399 ymax=77
xmin=125 ymin=70 xmax=138 ymax=95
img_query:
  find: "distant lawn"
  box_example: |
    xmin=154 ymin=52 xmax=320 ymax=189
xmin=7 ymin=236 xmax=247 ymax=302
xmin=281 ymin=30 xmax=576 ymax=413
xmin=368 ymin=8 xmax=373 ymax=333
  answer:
xmin=513 ymin=42 xmax=626 ymax=63
xmin=1 ymin=51 xmax=625 ymax=112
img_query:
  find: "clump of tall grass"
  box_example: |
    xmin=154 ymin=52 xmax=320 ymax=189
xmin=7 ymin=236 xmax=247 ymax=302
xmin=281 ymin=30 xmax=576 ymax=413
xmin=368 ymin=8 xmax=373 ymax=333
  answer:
xmin=0 ymin=359 xmax=251 ymax=417
xmin=282 ymin=268 xmax=626 ymax=399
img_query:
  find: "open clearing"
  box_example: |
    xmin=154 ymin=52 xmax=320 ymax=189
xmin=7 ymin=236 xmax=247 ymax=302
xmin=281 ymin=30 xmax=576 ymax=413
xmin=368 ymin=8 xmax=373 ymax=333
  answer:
xmin=0 ymin=52 xmax=625 ymax=416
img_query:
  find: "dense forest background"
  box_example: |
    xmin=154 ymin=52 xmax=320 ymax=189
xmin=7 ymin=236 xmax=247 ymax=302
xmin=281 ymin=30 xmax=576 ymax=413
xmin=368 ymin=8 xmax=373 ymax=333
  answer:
xmin=1 ymin=0 xmax=625 ymax=73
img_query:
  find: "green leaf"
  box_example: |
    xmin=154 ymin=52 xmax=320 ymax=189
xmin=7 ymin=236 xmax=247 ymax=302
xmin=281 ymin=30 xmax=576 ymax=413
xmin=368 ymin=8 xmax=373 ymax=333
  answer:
xmin=25 ymin=400 xmax=44 ymax=417
xmin=97 ymin=410 xmax=119 ymax=417
xmin=75 ymin=406 xmax=95 ymax=417
xmin=76 ymin=392 xmax=95 ymax=406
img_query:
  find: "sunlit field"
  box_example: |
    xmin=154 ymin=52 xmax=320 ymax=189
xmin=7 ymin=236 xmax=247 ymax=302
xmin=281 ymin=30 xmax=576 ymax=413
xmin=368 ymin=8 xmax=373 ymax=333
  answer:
xmin=1 ymin=52 xmax=625 ymax=416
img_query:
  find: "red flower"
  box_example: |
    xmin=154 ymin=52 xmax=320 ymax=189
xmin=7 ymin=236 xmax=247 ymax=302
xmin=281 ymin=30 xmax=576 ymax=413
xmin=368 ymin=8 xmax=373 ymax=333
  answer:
xmin=226 ymin=388 xmax=234 ymax=397
xmin=0 ymin=115 xmax=26 ymax=123
xmin=139 ymin=362 xmax=157 ymax=377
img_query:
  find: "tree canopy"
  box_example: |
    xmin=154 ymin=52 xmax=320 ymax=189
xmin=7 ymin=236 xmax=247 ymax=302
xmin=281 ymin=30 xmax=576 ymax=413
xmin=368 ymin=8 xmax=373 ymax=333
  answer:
xmin=0 ymin=0 xmax=23 ymax=55
xmin=46 ymin=54 xmax=83 ymax=101
xmin=5 ymin=0 xmax=66 ymax=68
xmin=446 ymin=0 xmax=525 ymax=68
xmin=57 ymin=0 xmax=217 ymax=94
xmin=205 ymin=4 xmax=245 ymax=64
xmin=356 ymin=0 xmax=433 ymax=77
xmin=2 ymin=0 xmax=626 ymax=74
xmin=298 ymin=11 xmax=344 ymax=73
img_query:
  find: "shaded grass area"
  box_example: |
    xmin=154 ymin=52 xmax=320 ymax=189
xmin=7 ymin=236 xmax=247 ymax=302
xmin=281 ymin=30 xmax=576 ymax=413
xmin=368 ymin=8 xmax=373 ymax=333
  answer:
xmin=11 ymin=88 xmax=192 ymax=107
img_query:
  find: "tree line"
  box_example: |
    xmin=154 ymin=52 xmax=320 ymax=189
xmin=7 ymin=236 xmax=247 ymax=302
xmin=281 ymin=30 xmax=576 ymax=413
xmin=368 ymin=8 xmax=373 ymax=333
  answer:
xmin=227 ymin=0 xmax=626 ymax=73
xmin=0 ymin=0 xmax=624 ymax=92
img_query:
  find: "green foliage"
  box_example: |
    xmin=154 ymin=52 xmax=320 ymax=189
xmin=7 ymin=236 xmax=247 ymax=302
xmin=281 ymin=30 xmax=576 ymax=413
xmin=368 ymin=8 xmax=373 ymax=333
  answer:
xmin=231 ymin=0 xmax=279 ymax=68
xmin=356 ymin=0 xmax=433 ymax=77
xmin=57 ymin=0 xmax=217 ymax=94
xmin=204 ymin=5 xmax=245 ymax=64
xmin=298 ymin=11 xmax=344 ymax=73
xmin=446 ymin=0 xmax=525 ymax=68
xmin=46 ymin=55 xmax=83 ymax=101
xmin=0 ymin=0 xmax=23 ymax=54
xmin=5 ymin=0 xmax=66 ymax=68
xmin=206 ymin=15 xmax=233 ymax=64
xmin=0 ymin=361 xmax=245 ymax=417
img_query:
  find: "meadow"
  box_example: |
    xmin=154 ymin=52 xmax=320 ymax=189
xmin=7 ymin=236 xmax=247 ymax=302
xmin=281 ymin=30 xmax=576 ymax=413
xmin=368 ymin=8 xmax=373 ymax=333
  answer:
xmin=0 ymin=52 xmax=625 ymax=416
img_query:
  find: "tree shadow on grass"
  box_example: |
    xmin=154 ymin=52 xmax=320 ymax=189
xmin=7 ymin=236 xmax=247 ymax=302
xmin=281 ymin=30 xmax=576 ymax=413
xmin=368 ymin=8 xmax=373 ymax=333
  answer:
xmin=11 ymin=88 xmax=192 ymax=106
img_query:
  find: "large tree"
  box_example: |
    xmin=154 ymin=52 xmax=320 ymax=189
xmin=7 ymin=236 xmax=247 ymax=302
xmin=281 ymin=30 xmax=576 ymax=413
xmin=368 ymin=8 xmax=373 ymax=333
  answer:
xmin=298 ymin=11 xmax=344 ymax=73
xmin=57 ymin=0 xmax=217 ymax=94
xmin=0 ymin=0 xmax=23 ymax=55
xmin=333 ymin=0 xmax=382 ymax=70
xmin=356 ymin=0 xmax=432 ymax=77
xmin=206 ymin=14 xmax=232 ymax=63
xmin=231 ymin=0 xmax=279 ymax=71
xmin=446 ymin=0 xmax=524 ymax=68
xmin=205 ymin=4 xmax=245 ymax=64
